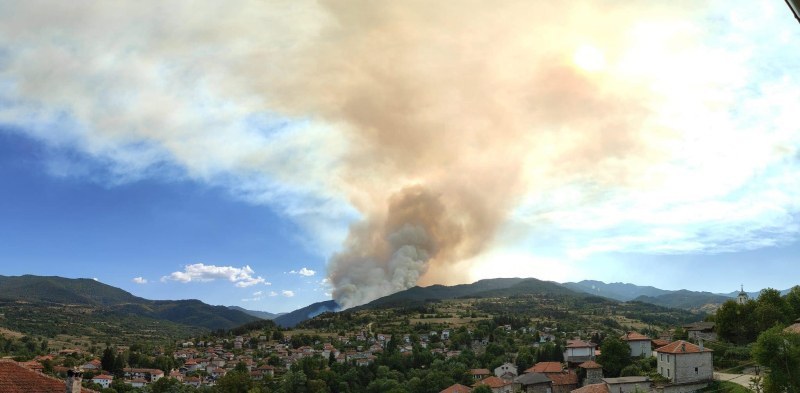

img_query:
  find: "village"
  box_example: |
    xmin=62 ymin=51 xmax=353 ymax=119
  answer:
xmin=2 ymin=317 xmax=749 ymax=393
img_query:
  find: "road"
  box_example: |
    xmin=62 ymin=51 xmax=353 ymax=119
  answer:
xmin=714 ymin=372 xmax=756 ymax=390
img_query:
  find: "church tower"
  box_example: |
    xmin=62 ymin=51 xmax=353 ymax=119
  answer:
xmin=737 ymin=285 xmax=749 ymax=305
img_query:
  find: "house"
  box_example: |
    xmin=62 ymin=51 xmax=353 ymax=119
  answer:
xmin=602 ymin=377 xmax=651 ymax=393
xmin=564 ymin=340 xmax=596 ymax=364
xmin=469 ymin=369 xmax=492 ymax=381
xmin=548 ymin=370 xmax=580 ymax=393
xmin=682 ymin=323 xmax=717 ymax=342
xmin=525 ymin=362 xmax=564 ymax=374
xmin=81 ymin=359 xmax=102 ymax=371
xmin=514 ymin=372 xmax=553 ymax=393
xmin=441 ymin=383 xmax=473 ymax=393
xmin=91 ymin=374 xmax=114 ymax=389
xmin=0 ymin=361 xmax=98 ymax=393
xmin=620 ymin=332 xmax=652 ymax=357
xmin=571 ymin=383 xmax=610 ymax=393
xmin=494 ymin=362 xmax=518 ymax=378
xmin=577 ymin=361 xmax=603 ymax=386
xmin=655 ymin=340 xmax=713 ymax=386
xmin=474 ymin=376 xmax=514 ymax=393
xmin=127 ymin=378 xmax=148 ymax=388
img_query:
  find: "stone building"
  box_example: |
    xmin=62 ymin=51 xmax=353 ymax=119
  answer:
xmin=655 ymin=340 xmax=713 ymax=385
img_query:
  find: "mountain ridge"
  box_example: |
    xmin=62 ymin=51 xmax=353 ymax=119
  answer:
xmin=0 ymin=275 xmax=258 ymax=330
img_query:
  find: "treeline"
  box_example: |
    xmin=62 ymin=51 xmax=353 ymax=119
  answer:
xmin=714 ymin=287 xmax=800 ymax=345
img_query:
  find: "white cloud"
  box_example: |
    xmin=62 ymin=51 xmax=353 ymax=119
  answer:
xmin=269 ymin=291 xmax=278 ymax=297
xmin=289 ymin=267 xmax=316 ymax=277
xmin=281 ymin=290 xmax=295 ymax=298
xmin=132 ymin=277 xmax=148 ymax=284
xmin=161 ymin=263 xmax=269 ymax=288
xmin=252 ymin=290 xmax=263 ymax=296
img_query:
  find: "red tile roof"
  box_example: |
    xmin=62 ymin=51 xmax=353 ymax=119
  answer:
xmin=526 ymin=362 xmax=563 ymax=374
xmin=441 ymin=383 xmax=472 ymax=393
xmin=566 ymin=339 xmax=596 ymax=348
xmin=572 ymin=383 xmax=611 ymax=393
xmin=469 ymin=368 xmax=491 ymax=375
xmin=0 ymin=361 xmax=98 ymax=393
xmin=578 ymin=360 xmax=602 ymax=369
xmin=654 ymin=340 xmax=712 ymax=354
xmin=621 ymin=332 xmax=650 ymax=341
xmin=474 ymin=376 xmax=511 ymax=388
xmin=548 ymin=371 xmax=579 ymax=386
xmin=651 ymin=339 xmax=670 ymax=348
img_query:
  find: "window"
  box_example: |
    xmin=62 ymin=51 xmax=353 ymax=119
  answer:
xmin=695 ymin=367 xmax=699 ymax=375
xmin=667 ymin=369 xmax=670 ymax=378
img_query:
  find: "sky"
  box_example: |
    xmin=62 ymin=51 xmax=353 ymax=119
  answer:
xmin=0 ymin=1 xmax=799 ymax=312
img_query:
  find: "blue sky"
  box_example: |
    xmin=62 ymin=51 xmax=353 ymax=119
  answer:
xmin=0 ymin=1 xmax=799 ymax=311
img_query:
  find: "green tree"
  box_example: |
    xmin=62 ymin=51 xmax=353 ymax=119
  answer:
xmin=784 ymin=286 xmax=800 ymax=321
xmin=101 ymin=347 xmax=116 ymax=373
xmin=752 ymin=326 xmax=800 ymax=393
xmin=151 ymin=377 xmax=184 ymax=393
xmin=473 ymin=386 xmax=493 ymax=393
xmin=216 ymin=370 xmax=253 ymax=393
xmin=282 ymin=370 xmax=308 ymax=393
xmin=598 ymin=336 xmax=631 ymax=377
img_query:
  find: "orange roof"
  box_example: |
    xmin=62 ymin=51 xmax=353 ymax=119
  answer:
xmin=621 ymin=332 xmax=650 ymax=341
xmin=655 ymin=340 xmax=712 ymax=354
xmin=578 ymin=360 xmax=602 ymax=369
xmin=651 ymin=339 xmax=670 ymax=348
xmin=572 ymin=383 xmax=611 ymax=393
xmin=469 ymin=369 xmax=491 ymax=375
xmin=441 ymin=383 xmax=472 ymax=393
xmin=0 ymin=361 xmax=98 ymax=393
xmin=526 ymin=362 xmax=563 ymax=374
xmin=548 ymin=371 xmax=579 ymax=386
xmin=474 ymin=376 xmax=510 ymax=389
xmin=566 ymin=339 xmax=596 ymax=348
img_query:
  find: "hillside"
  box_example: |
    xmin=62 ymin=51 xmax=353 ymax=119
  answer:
xmin=0 ymin=275 xmax=258 ymax=337
xmin=633 ymin=290 xmax=731 ymax=310
xmin=228 ymin=306 xmax=284 ymax=320
xmin=561 ymin=280 xmax=671 ymax=301
xmin=274 ymin=300 xmax=340 ymax=327
xmin=0 ymin=275 xmax=141 ymax=305
xmin=355 ymin=278 xmax=528 ymax=309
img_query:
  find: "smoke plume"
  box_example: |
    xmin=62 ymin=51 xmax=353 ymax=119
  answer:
xmin=2 ymin=1 xmax=797 ymax=308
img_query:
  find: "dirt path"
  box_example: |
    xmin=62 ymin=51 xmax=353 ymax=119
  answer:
xmin=715 ymin=372 xmax=755 ymax=390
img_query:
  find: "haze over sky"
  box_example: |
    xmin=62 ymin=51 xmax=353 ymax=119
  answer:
xmin=1 ymin=1 xmax=799 ymax=312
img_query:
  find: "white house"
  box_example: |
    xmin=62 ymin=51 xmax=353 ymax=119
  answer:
xmin=563 ymin=340 xmax=596 ymax=363
xmin=92 ymin=374 xmax=114 ymax=389
xmin=655 ymin=340 xmax=713 ymax=385
xmin=620 ymin=332 xmax=652 ymax=357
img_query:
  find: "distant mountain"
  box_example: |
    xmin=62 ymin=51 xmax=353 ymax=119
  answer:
xmin=0 ymin=275 xmax=140 ymax=305
xmin=0 ymin=275 xmax=257 ymax=330
xmin=721 ymin=288 xmax=793 ymax=298
xmin=227 ymin=306 xmax=284 ymax=320
xmin=633 ymin=290 xmax=732 ymax=310
xmin=274 ymin=300 xmax=340 ymax=328
xmin=561 ymin=280 xmax=671 ymax=301
xmin=357 ymin=278 xmax=529 ymax=309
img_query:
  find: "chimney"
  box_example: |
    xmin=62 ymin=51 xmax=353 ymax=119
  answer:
xmin=680 ymin=343 xmax=686 ymax=353
xmin=66 ymin=369 xmax=82 ymax=393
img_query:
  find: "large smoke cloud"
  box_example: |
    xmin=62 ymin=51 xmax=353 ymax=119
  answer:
xmin=1 ymin=1 xmax=798 ymax=308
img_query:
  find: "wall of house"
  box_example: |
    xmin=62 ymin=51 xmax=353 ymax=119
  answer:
xmin=522 ymin=383 xmax=552 ymax=393
xmin=627 ymin=341 xmax=651 ymax=357
xmin=657 ymin=352 xmax=713 ymax=384
xmin=606 ymin=381 xmax=652 ymax=393
xmin=585 ymin=369 xmax=603 ymax=386
xmin=564 ymin=347 xmax=593 ymax=361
